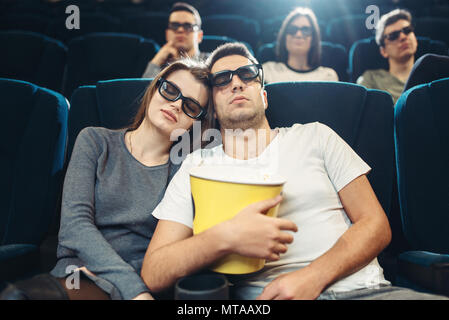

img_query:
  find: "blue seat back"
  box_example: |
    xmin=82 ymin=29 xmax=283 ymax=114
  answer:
xmin=45 ymin=12 xmax=121 ymax=44
xmin=265 ymin=81 xmax=394 ymax=215
xmin=394 ymin=77 xmax=449 ymax=253
xmin=200 ymin=35 xmax=254 ymax=56
xmin=68 ymin=78 xmax=152 ymax=160
xmin=0 ymin=13 xmax=49 ymax=34
xmin=415 ymin=18 xmax=449 ymax=46
xmin=121 ymin=12 xmax=168 ymax=47
xmin=326 ymin=15 xmax=375 ymax=50
xmin=64 ymin=32 xmax=159 ymax=98
xmin=0 ymin=78 xmax=68 ymax=245
xmin=0 ymin=31 xmax=67 ymax=92
xmin=202 ymin=15 xmax=260 ymax=50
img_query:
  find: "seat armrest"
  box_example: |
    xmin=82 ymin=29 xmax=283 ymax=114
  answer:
xmin=0 ymin=244 xmax=40 ymax=282
xmin=398 ymin=251 xmax=449 ymax=296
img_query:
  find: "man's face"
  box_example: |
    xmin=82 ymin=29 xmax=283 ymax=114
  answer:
xmin=211 ymin=55 xmax=268 ymax=130
xmin=166 ymin=11 xmax=203 ymax=53
xmin=380 ymin=19 xmax=418 ymax=62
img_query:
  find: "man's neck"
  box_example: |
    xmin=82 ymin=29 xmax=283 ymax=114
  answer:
xmin=180 ymin=46 xmax=199 ymax=59
xmin=221 ymin=121 xmax=277 ymax=160
xmin=389 ymin=55 xmax=414 ymax=83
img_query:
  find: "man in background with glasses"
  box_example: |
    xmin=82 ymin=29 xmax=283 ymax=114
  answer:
xmin=142 ymin=2 xmax=208 ymax=78
xmin=357 ymin=9 xmax=418 ymax=103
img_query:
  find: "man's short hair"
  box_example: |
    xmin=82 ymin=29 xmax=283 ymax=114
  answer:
xmin=170 ymin=2 xmax=202 ymax=29
xmin=375 ymin=9 xmax=413 ymax=47
xmin=205 ymin=42 xmax=259 ymax=70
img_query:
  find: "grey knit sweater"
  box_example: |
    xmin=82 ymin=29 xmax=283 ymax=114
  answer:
xmin=50 ymin=127 xmax=179 ymax=299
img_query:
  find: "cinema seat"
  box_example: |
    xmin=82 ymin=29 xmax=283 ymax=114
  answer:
xmin=121 ymin=12 xmax=169 ymax=48
xmin=0 ymin=13 xmax=49 ymax=34
xmin=200 ymin=35 xmax=254 ymax=56
xmin=67 ymin=78 xmax=151 ymax=160
xmin=326 ymin=14 xmax=375 ymax=50
xmin=202 ymin=14 xmax=260 ymax=50
xmin=45 ymin=12 xmax=121 ymax=44
xmin=0 ymin=78 xmax=68 ymax=282
xmin=0 ymin=31 xmax=67 ymax=92
xmin=404 ymin=54 xmax=449 ymax=91
xmin=415 ymin=17 xmax=449 ymax=47
xmin=394 ymin=77 xmax=449 ymax=296
xmin=63 ymin=33 xmax=159 ymax=98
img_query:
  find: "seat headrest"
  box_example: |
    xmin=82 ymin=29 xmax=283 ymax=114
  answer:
xmin=95 ymin=78 xmax=152 ymax=129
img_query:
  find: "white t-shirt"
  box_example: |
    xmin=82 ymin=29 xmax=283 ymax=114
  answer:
xmin=152 ymin=122 xmax=390 ymax=292
xmin=262 ymin=61 xmax=339 ymax=84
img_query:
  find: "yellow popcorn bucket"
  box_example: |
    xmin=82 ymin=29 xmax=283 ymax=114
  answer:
xmin=190 ymin=165 xmax=285 ymax=274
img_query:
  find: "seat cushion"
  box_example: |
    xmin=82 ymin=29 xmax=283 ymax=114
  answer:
xmin=0 ymin=244 xmax=40 ymax=282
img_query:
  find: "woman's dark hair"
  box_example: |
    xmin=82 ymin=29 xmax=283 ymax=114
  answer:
xmin=129 ymin=58 xmax=214 ymax=149
xmin=275 ymin=7 xmax=321 ymax=69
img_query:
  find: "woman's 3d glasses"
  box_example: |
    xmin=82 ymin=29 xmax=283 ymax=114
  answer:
xmin=156 ymin=78 xmax=207 ymax=119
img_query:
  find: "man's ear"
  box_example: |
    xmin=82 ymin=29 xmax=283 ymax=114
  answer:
xmin=380 ymin=46 xmax=388 ymax=59
xmin=261 ymin=89 xmax=268 ymax=110
xmin=197 ymin=30 xmax=204 ymax=44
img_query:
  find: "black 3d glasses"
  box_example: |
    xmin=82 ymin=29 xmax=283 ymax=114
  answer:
xmin=209 ymin=64 xmax=263 ymax=87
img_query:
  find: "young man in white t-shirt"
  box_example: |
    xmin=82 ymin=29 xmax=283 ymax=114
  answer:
xmin=140 ymin=43 xmax=447 ymax=300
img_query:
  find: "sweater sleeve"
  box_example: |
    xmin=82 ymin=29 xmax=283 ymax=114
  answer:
xmin=57 ymin=128 xmax=149 ymax=300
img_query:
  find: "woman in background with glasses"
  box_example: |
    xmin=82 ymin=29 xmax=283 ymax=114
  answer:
xmin=1 ymin=59 xmax=213 ymax=301
xmin=262 ymin=7 xmax=338 ymax=84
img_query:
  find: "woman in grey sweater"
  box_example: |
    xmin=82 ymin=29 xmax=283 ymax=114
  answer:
xmin=52 ymin=59 xmax=213 ymax=300
xmin=0 ymin=59 xmax=213 ymax=300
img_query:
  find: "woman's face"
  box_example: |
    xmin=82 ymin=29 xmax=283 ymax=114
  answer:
xmin=146 ymin=69 xmax=209 ymax=137
xmin=285 ymin=16 xmax=313 ymax=57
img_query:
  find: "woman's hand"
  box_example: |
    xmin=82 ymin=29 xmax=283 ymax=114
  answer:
xmin=76 ymin=266 xmax=96 ymax=277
